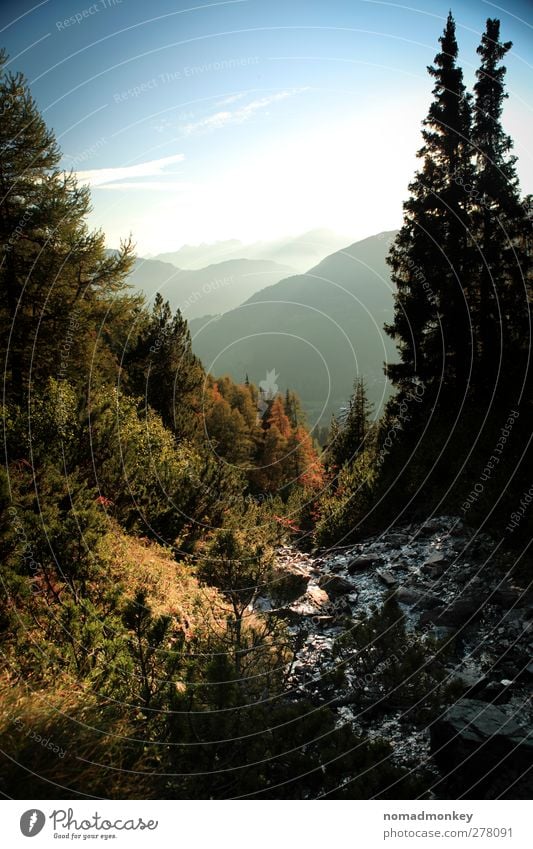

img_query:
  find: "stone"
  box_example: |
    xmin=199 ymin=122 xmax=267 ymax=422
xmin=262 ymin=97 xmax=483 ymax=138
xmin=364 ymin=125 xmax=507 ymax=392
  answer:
xmin=347 ymin=556 xmax=380 ymax=574
xmin=447 ymin=667 xmax=487 ymax=695
xmin=376 ymin=569 xmax=397 ymax=588
xmin=396 ymin=586 xmax=443 ymax=610
xmin=478 ymin=680 xmax=513 ymax=704
xmin=492 ymin=584 xmax=529 ymax=607
xmin=424 ymin=551 xmax=447 ymax=566
xmin=420 ymin=597 xmax=482 ymax=627
xmin=317 ymin=573 xmax=353 ymax=598
xmin=431 ymin=699 xmax=533 ymax=797
xmin=422 ymin=563 xmax=446 ymax=580
xmin=270 ymin=564 xmax=309 ymax=604
xmin=305 ymin=586 xmax=330 ymax=608
xmin=520 ymin=661 xmax=533 ymax=681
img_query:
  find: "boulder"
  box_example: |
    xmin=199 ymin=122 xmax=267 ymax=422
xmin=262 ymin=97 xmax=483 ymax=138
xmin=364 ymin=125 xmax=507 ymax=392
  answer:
xmin=376 ymin=569 xmax=397 ymax=588
xmin=270 ymin=564 xmax=309 ymax=604
xmin=347 ymin=556 xmax=380 ymax=574
xmin=318 ymin=573 xmax=353 ymax=598
xmin=447 ymin=666 xmax=487 ymax=696
xmin=424 ymin=551 xmax=447 ymax=566
xmin=396 ymin=586 xmax=442 ymax=610
xmin=431 ymin=698 xmax=533 ymax=797
xmin=421 ymin=563 xmax=447 ymax=580
xmin=420 ymin=597 xmax=482 ymax=627
xmin=305 ymin=585 xmax=330 ymax=609
xmin=492 ymin=584 xmax=529 ymax=607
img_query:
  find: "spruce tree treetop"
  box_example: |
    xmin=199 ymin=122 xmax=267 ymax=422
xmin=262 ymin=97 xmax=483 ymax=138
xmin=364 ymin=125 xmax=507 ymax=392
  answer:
xmin=385 ymin=10 xmax=474 ymax=397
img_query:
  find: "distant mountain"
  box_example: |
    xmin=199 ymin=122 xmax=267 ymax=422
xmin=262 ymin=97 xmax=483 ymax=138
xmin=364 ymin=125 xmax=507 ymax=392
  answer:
xmin=189 ymin=232 xmax=399 ymax=423
xmin=125 ymin=256 xmax=295 ymax=318
xmin=152 ymin=228 xmax=351 ymax=274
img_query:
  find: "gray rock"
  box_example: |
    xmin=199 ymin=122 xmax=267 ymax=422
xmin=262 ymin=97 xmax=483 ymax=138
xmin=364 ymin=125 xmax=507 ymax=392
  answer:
xmin=347 ymin=556 xmax=380 ymax=574
xmin=424 ymin=551 xmax=447 ymax=566
xmin=447 ymin=667 xmax=487 ymax=695
xmin=318 ymin=573 xmax=353 ymax=598
xmin=431 ymin=698 xmax=533 ymax=797
xmin=270 ymin=564 xmax=309 ymax=604
xmin=520 ymin=661 xmax=533 ymax=681
xmin=396 ymin=586 xmax=443 ymax=610
xmin=420 ymin=596 xmax=482 ymax=627
xmin=376 ymin=569 xmax=397 ymax=588
xmin=421 ymin=562 xmax=446 ymax=579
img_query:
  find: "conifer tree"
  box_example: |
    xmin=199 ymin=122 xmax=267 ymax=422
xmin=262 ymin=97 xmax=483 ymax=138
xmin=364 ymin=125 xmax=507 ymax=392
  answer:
xmin=0 ymin=51 xmax=133 ymax=401
xmin=470 ymin=18 xmax=530 ymax=390
xmin=126 ymin=293 xmax=203 ymax=437
xmin=385 ymin=12 xmax=474 ymax=398
xmin=327 ymin=377 xmax=373 ymax=469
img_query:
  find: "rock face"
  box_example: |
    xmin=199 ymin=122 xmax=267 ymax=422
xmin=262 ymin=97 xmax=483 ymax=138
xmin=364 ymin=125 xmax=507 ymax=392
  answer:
xmin=430 ymin=699 xmax=533 ymax=798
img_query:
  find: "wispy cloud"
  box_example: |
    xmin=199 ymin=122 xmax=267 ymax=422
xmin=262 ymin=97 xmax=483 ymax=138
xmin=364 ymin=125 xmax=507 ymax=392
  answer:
xmin=95 ymin=180 xmax=193 ymax=192
xmin=215 ymin=92 xmax=248 ymax=107
xmin=76 ymin=152 xmax=185 ymax=188
xmin=181 ymin=89 xmax=306 ymax=136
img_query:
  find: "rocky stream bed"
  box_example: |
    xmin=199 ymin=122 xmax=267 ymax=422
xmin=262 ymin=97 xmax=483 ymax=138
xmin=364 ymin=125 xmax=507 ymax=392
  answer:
xmin=255 ymin=516 xmax=533 ymax=797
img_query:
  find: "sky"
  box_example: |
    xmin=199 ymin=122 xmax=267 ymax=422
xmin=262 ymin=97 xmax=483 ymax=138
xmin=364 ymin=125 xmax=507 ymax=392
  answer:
xmin=0 ymin=0 xmax=532 ymax=255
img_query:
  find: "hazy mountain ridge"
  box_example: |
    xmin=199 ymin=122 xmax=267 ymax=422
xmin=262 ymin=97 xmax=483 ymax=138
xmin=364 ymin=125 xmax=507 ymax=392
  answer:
xmin=124 ymin=255 xmax=295 ymax=318
xmin=151 ymin=228 xmax=351 ymax=274
xmin=189 ymin=231 xmax=399 ymax=422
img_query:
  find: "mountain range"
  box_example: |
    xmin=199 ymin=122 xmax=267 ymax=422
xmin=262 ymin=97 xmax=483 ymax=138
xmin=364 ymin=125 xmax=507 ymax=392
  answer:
xmin=125 ymin=256 xmax=294 ymax=319
xmin=150 ymin=228 xmax=351 ymax=274
xmin=188 ymin=231 xmax=399 ymax=424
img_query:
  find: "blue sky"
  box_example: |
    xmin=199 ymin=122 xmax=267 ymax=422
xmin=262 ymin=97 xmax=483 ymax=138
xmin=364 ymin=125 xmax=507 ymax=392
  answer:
xmin=1 ymin=0 xmax=532 ymax=254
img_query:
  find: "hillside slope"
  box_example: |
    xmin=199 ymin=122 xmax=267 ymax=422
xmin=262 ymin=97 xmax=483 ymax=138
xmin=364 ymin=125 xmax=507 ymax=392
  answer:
xmin=189 ymin=231 xmax=398 ymax=422
xmin=126 ymin=256 xmax=294 ymax=318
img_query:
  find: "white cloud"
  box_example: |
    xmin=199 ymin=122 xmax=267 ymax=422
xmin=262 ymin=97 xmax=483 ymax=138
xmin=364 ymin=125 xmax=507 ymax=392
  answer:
xmin=216 ymin=93 xmax=248 ymax=107
xmin=181 ymin=89 xmax=305 ymax=136
xmin=75 ymin=152 xmax=185 ymax=188
xmin=95 ymin=180 xmax=194 ymax=192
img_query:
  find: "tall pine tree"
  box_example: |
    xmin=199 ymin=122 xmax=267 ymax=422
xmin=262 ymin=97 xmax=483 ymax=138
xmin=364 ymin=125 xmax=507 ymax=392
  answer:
xmin=470 ymin=18 xmax=530 ymax=393
xmin=385 ymin=12 xmax=474 ymax=400
xmin=0 ymin=51 xmax=133 ymax=402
